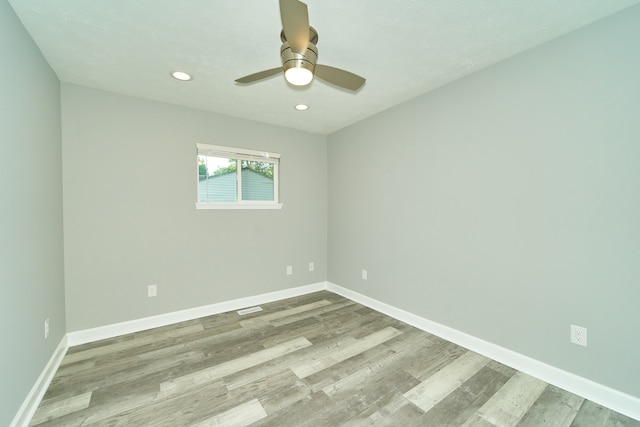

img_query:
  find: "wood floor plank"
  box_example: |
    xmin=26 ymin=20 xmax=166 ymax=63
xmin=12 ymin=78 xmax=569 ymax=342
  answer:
xmin=30 ymin=392 xmax=92 ymax=425
xmin=239 ymin=300 xmax=332 ymax=327
xmin=251 ymin=391 xmax=336 ymax=427
xmin=253 ymin=373 xmax=311 ymax=416
xmin=375 ymin=403 xmax=429 ymax=427
xmin=225 ymin=334 xmax=359 ymax=391
xmin=517 ymin=384 xmax=583 ymax=427
xmin=61 ymin=323 xmax=204 ymax=365
xmin=301 ymin=309 xmax=383 ymax=344
xmin=31 ymin=386 xmax=159 ymax=426
xmin=89 ymin=380 xmax=228 ymax=427
xmin=486 ymin=360 xmax=516 ymax=378
xmin=322 ymin=350 xmax=405 ymax=397
xmin=290 ymin=326 xmax=402 ymax=378
xmin=310 ymin=346 xmax=397 ymax=394
xmin=269 ymin=299 xmax=356 ymax=327
xmin=464 ymin=371 xmax=548 ymax=426
xmin=571 ymin=400 xmax=614 ymax=426
xmin=368 ymin=393 xmax=414 ymax=421
xmin=47 ymin=358 xmax=95 ymax=379
xmin=160 ymin=336 xmax=312 ymax=395
xmin=416 ymin=365 xmax=512 ymax=426
xmin=401 ymin=337 xmax=467 ymax=381
xmin=348 ymin=313 xmax=402 ymax=340
xmin=403 ymin=351 xmax=490 ymax=412
xmin=47 ymin=349 xmax=205 ymax=400
xmin=324 ymin=368 xmax=420 ymax=426
xmin=128 ymin=321 xmax=244 ymax=361
xmin=317 ymin=327 xmax=434 ymax=398
xmin=606 ymin=411 xmax=640 ymax=427
xmin=570 ymin=400 xmax=640 ymax=427
xmin=258 ymin=316 xmax=324 ymax=348
xmin=191 ymin=398 xmax=268 ymax=427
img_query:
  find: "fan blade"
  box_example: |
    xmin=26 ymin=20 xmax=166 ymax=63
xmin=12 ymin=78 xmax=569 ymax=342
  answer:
xmin=314 ymin=64 xmax=366 ymax=91
xmin=235 ymin=67 xmax=283 ymax=84
xmin=280 ymin=0 xmax=309 ymax=54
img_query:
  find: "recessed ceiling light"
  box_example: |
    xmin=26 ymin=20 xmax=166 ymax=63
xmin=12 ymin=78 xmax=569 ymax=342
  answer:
xmin=295 ymin=104 xmax=309 ymax=111
xmin=171 ymin=71 xmax=192 ymax=81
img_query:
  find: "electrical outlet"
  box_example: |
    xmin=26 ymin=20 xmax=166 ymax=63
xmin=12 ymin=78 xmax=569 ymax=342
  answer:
xmin=148 ymin=284 xmax=157 ymax=297
xmin=362 ymin=269 xmax=368 ymax=280
xmin=286 ymin=266 xmax=293 ymax=275
xmin=570 ymin=324 xmax=587 ymax=347
xmin=44 ymin=318 xmax=49 ymax=338
xmin=309 ymin=262 xmax=314 ymax=272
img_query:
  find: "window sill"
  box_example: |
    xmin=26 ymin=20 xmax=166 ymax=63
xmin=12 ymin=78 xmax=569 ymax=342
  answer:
xmin=196 ymin=203 xmax=283 ymax=210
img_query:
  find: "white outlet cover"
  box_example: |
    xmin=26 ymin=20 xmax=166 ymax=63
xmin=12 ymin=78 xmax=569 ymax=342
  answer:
xmin=362 ymin=269 xmax=368 ymax=280
xmin=309 ymin=262 xmax=314 ymax=272
xmin=148 ymin=284 xmax=157 ymax=297
xmin=570 ymin=324 xmax=587 ymax=347
xmin=286 ymin=266 xmax=293 ymax=275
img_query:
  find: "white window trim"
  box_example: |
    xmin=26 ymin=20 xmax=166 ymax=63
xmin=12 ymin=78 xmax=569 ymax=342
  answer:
xmin=196 ymin=202 xmax=283 ymax=210
xmin=196 ymin=143 xmax=282 ymax=210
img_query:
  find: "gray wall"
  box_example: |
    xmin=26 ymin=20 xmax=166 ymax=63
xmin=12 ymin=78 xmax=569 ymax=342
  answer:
xmin=62 ymin=84 xmax=327 ymax=331
xmin=328 ymin=6 xmax=640 ymax=398
xmin=0 ymin=3 xmax=66 ymax=425
xmin=4 ymin=2 xmax=639 ymax=423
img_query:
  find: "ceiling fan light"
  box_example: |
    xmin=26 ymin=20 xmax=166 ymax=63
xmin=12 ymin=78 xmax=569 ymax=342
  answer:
xmin=285 ymin=67 xmax=313 ymax=86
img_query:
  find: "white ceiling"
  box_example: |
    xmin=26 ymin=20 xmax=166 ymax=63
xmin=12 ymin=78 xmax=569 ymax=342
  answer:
xmin=9 ymin=0 xmax=639 ymax=135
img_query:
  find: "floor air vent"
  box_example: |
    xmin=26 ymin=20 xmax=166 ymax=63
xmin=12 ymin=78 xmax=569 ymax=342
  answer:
xmin=237 ymin=306 xmax=263 ymax=315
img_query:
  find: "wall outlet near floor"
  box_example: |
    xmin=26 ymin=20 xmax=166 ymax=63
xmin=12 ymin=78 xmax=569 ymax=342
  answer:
xmin=570 ymin=324 xmax=587 ymax=347
xmin=286 ymin=266 xmax=293 ymax=275
xmin=148 ymin=284 xmax=157 ymax=297
xmin=362 ymin=269 xmax=368 ymax=280
xmin=44 ymin=318 xmax=49 ymax=338
xmin=308 ymin=262 xmax=314 ymax=272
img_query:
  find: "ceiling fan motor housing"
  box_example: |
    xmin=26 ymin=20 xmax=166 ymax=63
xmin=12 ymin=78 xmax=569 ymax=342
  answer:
xmin=280 ymin=41 xmax=318 ymax=75
xmin=279 ymin=26 xmax=319 ymax=76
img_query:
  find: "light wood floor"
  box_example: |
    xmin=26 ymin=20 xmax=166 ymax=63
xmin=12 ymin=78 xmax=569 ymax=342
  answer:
xmin=31 ymin=291 xmax=639 ymax=426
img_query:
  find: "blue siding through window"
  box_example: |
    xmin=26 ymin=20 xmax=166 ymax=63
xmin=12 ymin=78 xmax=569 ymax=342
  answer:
xmin=241 ymin=168 xmax=274 ymax=201
xmin=199 ymin=171 xmax=236 ymax=202
xmin=199 ymin=168 xmax=273 ymax=202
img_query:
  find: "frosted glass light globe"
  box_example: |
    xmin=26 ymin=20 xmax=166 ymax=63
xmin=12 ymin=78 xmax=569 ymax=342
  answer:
xmin=285 ymin=67 xmax=313 ymax=86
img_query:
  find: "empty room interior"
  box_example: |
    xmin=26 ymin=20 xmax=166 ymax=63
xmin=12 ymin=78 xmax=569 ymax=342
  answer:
xmin=2 ymin=1 xmax=640 ymax=426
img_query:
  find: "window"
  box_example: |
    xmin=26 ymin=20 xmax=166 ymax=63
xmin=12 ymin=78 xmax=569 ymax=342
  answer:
xmin=196 ymin=143 xmax=282 ymax=209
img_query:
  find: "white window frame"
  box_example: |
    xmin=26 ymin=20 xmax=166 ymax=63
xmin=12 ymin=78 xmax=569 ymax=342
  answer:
xmin=196 ymin=143 xmax=282 ymax=210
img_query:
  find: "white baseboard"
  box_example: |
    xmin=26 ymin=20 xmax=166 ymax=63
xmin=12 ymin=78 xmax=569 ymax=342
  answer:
xmin=67 ymin=282 xmax=326 ymax=346
xmin=326 ymin=282 xmax=640 ymax=422
xmin=10 ymin=335 xmax=68 ymax=427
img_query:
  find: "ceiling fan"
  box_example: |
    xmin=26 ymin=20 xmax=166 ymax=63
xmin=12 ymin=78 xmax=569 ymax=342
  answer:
xmin=235 ymin=0 xmax=366 ymax=91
